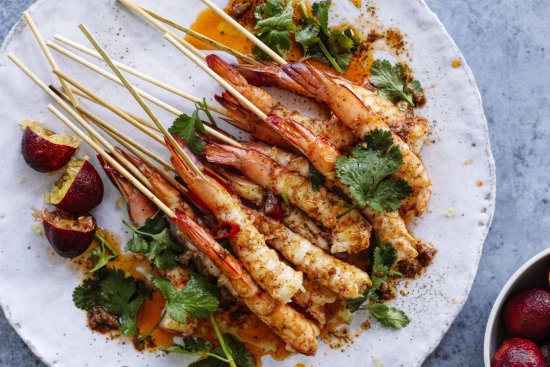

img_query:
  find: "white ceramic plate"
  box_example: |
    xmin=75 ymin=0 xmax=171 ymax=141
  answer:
xmin=0 ymin=1 xmax=495 ymax=366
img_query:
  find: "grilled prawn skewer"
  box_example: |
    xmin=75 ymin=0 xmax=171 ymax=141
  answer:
xmin=164 ymin=138 xmax=303 ymax=304
xmin=207 ymin=55 xmax=356 ymax=150
xmin=234 ymin=62 xmax=430 ymax=154
xmin=246 ymin=207 xmax=371 ymax=298
xmin=104 ymin=148 xmax=320 ymax=353
xmin=284 ymin=62 xmax=432 ymax=217
xmin=264 ymin=115 xmax=437 ymax=275
xmin=204 ymin=142 xmax=373 ymax=254
xmin=121 ymin=150 xmax=334 ymax=325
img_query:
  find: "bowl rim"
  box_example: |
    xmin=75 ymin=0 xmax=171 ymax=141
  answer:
xmin=483 ymin=247 xmax=550 ymax=366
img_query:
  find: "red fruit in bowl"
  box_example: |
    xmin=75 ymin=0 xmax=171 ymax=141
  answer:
xmin=45 ymin=159 xmax=104 ymax=215
xmin=492 ymin=338 xmax=546 ymax=367
xmin=20 ymin=120 xmax=80 ymax=172
xmin=34 ymin=209 xmax=96 ymax=258
xmin=502 ymin=288 xmax=550 ymax=340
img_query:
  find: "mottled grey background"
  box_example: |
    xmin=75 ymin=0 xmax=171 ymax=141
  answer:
xmin=1 ymin=0 xmax=549 ymax=366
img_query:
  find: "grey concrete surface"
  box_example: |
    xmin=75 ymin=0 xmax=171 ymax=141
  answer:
xmin=1 ymin=0 xmax=549 ymax=366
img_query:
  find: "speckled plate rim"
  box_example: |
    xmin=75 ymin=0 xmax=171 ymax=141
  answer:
xmin=483 ymin=247 xmax=550 ymax=366
xmin=0 ymin=0 xmax=496 ymax=366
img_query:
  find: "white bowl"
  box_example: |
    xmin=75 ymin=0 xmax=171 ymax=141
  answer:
xmin=484 ymin=247 xmax=550 ymax=365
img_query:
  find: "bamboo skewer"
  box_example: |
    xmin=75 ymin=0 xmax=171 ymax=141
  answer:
xmin=165 ymin=33 xmax=268 ymax=122
xmin=22 ymin=11 xmax=101 ymax=145
xmin=198 ymin=0 xmax=287 ymax=66
xmin=117 ymin=0 xmax=204 ymax=61
xmin=8 ymin=53 xmax=153 ymax=189
xmin=47 ymin=104 xmax=175 ymax=216
xmin=78 ymin=24 xmax=206 ymax=180
xmin=51 ymin=85 xmax=172 ymax=172
xmin=54 ymin=69 xmax=165 ymax=145
xmin=48 ymin=40 xmax=240 ymax=147
xmin=52 ymin=36 xmax=227 ymax=116
xmin=137 ymin=4 xmax=260 ymax=66
xmin=69 ymin=85 xmax=159 ymax=132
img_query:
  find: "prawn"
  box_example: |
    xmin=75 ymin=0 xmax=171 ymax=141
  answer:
xmin=283 ymin=62 xmax=432 ymax=217
xmin=245 ymin=207 xmax=371 ymax=299
xmin=235 ymin=63 xmax=430 ymax=154
xmin=264 ymin=115 xmax=431 ymax=272
xmin=206 ymin=55 xmax=356 ymax=150
xmin=204 ymin=141 xmax=372 ymax=254
xmin=166 ymin=138 xmax=303 ymax=304
xmin=117 ymin=149 xmax=319 ymax=354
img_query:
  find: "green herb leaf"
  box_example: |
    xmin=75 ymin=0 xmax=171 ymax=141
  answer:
xmin=153 ymin=272 xmax=220 ymax=323
xmin=371 ymin=242 xmax=398 ymax=290
xmin=72 ymin=268 xmax=148 ymax=336
xmin=253 ymin=0 xmax=296 ymax=59
xmin=346 ymin=288 xmax=375 ymax=313
xmin=346 ymin=241 xmax=399 ymax=312
xmin=73 ymin=278 xmax=100 ymax=310
xmin=369 ymin=60 xmax=423 ymax=107
xmin=87 ymin=232 xmax=118 ymax=273
xmin=335 ymin=129 xmax=411 ymax=213
xmin=166 ymin=337 xmax=213 ymax=355
xmin=168 ymin=112 xmax=207 ymax=155
xmin=224 ymin=334 xmax=255 ymax=367
xmin=359 ymin=303 xmax=410 ymax=329
xmin=309 ymin=163 xmax=326 ymax=191
xmin=295 ymin=0 xmax=359 ymax=72
xmin=124 ymin=214 xmax=185 ymax=270
xmin=312 ymin=0 xmax=330 ymax=35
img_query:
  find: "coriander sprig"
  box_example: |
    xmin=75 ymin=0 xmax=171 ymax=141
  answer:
xmin=73 ymin=268 xmax=149 ymax=336
xmin=370 ymin=60 xmax=424 ymax=107
xmin=346 ymin=241 xmax=410 ymax=329
xmin=335 ymin=129 xmax=412 ymax=213
xmin=158 ymin=272 xmax=254 ymax=367
xmin=124 ymin=213 xmax=185 ymax=270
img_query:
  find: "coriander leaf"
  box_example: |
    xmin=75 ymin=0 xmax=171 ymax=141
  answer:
xmin=371 ymin=242 xmax=398 ymax=291
xmin=370 ymin=60 xmax=423 ymax=107
xmin=335 ymin=129 xmax=411 ymax=213
xmin=73 ymin=268 xmax=148 ymax=336
xmin=165 ymin=337 xmax=213 ymax=355
xmin=360 ymin=303 xmax=410 ymax=329
xmin=224 ymin=334 xmax=255 ymax=367
xmin=253 ymin=0 xmax=296 ymax=59
xmin=346 ymin=288 xmax=375 ymax=313
xmin=87 ymin=232 xmax=118 ymax=273
xmin=168 ymin=112 xmax=207 ymax=155
xmin=180 ymin=272 xmax=221 ymax=319
xmin=295 ymin=22 xmax=321 ymax=54
xmin=312 ymin=0 xmax=330 ymax=35
xmin=364 ymin=128 xmax=393 ymax=153
xmin=73 ymin=278 xmax=100 ymax=310
xmin=124 ymin=214 xmax=185 ymax=270
xmin=347 ymin=241 xmax=399 ymax=312
xmin=153 ymin=272 xmax=220 ymax=323
xmin=309 ymin=163 xmax=326 ymax=191
xmin=368 ymin=177 xmax=413 ymax=213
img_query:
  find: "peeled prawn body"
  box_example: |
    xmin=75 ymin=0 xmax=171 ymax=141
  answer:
xmin=204 ymin=142 xmax=373 ymax=254
xmin=283 ymin=62 xmax=432 ymax=217
xmin=167 ymin=140 xmax=303 ymax=304
xmin=246 ymin=208 xmax=371 ymax=299
xmin=264 ymin=115 xmax=424 ymax=269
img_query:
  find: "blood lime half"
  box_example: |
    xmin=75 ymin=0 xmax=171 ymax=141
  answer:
xmin=45 ymin=159 xmax=104 ymax=215
xmin=20 ymin=120 xmax=80 ymax=172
